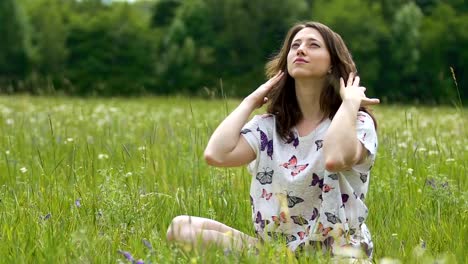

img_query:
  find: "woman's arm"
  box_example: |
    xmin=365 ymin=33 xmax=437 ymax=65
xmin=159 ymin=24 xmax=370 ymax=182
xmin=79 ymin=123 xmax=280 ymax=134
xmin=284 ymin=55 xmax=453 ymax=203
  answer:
xmin=323 ymin=73 xmax=379 ymax=172
xmin=204 ymin=71 xmax=284 ymax=167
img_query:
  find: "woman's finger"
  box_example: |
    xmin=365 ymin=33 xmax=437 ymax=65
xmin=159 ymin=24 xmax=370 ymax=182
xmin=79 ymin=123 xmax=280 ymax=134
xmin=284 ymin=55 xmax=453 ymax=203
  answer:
xmin=353 ymin=76 xmax=360 ymax=87
xmin=347 ymin=72 xmax=354 ymax=87
xmin=340 ymin=77 xmax=345 ymax=89
xmin=362 ymin=98 xmax=380 ymax=106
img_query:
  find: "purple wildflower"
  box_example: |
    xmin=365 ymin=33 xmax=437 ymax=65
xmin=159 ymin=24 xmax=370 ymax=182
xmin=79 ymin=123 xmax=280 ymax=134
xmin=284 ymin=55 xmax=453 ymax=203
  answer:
xmin=136 ymin=259 xmax=144 ymax=264
xmin=142 ymin=239 xmax=152 ymax=250
xmin=117 ymin=250 xmax=134 ymax=262
xmin=75 ymin=198 xmax=81 ymax=208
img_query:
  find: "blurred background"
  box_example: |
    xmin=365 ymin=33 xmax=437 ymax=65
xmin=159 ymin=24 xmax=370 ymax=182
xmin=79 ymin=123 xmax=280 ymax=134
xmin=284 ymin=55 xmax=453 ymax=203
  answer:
xmin=0 ymin=0 xmax=466 ymax=104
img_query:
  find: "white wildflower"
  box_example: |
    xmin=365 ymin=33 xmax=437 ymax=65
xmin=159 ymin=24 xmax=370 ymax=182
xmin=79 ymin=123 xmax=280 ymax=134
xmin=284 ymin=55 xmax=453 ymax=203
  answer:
xmin=418 ymin=147 xmax=427 ymax=152
xmin=398 ymin=142 xmax=408 ymax=148
xmin=391 ymin=233 xmax=398 ymax=237
xmin=407 ymin=168 xmax=414 ymax=175
xmin=98 ymin=154 xmax=109 ymax=160
xmin=20 ymin=167 xmax=28 ymax=173
xmin=379 ymin=258 xmax=402 ymax=264
xmin=445 ymin=158 xmax=455 ymax=163
xmin=428 ymin=150 xmax=438 ymax=156
xmin=67 ymin=138 xmax=74 ymax=142
xmin=125 ymin=172 xmax=133 ymax=178
xmin=138 ymin=146 xmax=146 ymax=151
xmin=6 ymin=119 xmax=14 ymax=125
xmin=5 ymin=150 xmax=10 ymax=155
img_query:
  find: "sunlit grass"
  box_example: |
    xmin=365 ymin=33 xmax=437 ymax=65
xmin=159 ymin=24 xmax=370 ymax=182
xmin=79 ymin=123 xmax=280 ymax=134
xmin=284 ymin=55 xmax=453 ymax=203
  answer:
xmin=0 ymin=96 xmax=466 ymax=263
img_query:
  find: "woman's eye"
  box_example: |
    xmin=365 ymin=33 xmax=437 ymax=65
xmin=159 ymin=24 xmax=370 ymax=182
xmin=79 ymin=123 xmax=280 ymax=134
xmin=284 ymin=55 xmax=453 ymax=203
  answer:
xmin=310 ymin=43 xmax=320 ymax=47
xmin=291 ymin=43 xmax=300 ymax=48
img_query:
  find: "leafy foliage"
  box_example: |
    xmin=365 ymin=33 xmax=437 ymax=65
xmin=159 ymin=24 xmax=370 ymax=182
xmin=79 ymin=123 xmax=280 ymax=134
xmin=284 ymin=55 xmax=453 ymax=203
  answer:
xmin=0 ymin=0 xmax=466 ymax=103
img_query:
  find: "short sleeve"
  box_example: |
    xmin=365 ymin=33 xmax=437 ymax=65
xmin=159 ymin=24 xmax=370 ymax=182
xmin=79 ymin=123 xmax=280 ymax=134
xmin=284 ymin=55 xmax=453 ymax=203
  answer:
xmin=241 ymin=115 xmax=262 ymax=173
xmin=353 ymin=111 xmax=378 ymax=173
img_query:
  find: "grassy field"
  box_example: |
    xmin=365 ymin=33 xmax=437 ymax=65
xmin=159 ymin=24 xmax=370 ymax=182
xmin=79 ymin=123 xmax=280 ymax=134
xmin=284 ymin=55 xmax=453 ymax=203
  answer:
xmin=0 ymin=96 xmax=466 ymax=263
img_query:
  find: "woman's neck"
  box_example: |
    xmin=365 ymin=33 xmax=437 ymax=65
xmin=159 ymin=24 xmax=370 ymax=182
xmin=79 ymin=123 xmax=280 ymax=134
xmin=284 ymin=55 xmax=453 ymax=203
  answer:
xmin=294 ymin=77 xmax=326 ymax=122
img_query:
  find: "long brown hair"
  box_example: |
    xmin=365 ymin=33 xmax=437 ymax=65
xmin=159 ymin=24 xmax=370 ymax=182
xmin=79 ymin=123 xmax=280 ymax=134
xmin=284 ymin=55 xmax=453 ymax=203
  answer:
xmin=265 ymin=21 xmax=377 ymax=140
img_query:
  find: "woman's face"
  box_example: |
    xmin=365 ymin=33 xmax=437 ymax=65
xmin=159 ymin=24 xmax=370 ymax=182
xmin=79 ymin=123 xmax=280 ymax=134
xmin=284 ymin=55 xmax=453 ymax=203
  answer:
xmin=287 ymin=27 xmax=331 ymax=79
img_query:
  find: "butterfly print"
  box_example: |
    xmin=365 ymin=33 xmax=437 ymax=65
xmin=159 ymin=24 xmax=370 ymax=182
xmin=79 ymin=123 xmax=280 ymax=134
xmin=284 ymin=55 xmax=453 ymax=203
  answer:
xmin=353 ymin=192 xmax=358 ymax=199
xmin=357 ymin=113 xmax=366 ymax=123
xmin=361 ymin=133 xmax=367 ymax=141
xmin=286 ymin=131 xmax=299 ymax=148
xmin=318 ymin=222 xmax=333 ymax=236
xmin=255 ymin=211 xmax=270 ymax=229
xmin=341 ymin=194 xmax=349 ymax=203
xmin=318 ymin=194 xmax=323 ymax=201
xmin=256 ymin=169 xmax=273 ymax=184
xmin=297 ymin=231 xmax=307 ymax=240
xmin=250 ymin=195 xmax=255 ymax=212
xmin=358 ymin=216 xmax=365 ymax=223
xmin=267 ymin=232 xmax=280 ymax=240
xmin=310 ymin=173 xmax=324 ymax=188
xmin=261 ymin=189 xmax=272 ymax=200
xmin=240 ymin=128 xmax=252 ymax=134
xmin=310 ymin=207 xmax=319 ymax=221
xmin=322 ymin=184 xmax=335 ymax=193
xmin=328 ymin=173 xmax=338 ymax=180
xmin=315 ymin=140 xmax=323 ymax=151
xmin=348 ymin=228 xmax=356 ymax=236
xmin=281 ymin=155 xmax=309 ymax=176
xmin=257 ymin=127 xmax=273 ymax=159
xmin=360 ymin=193 xmax=365 ymax=200
xmin=296 ymin=242 xmax=305 ymax=252
xmin=286 ymin=192 xmax=304 ymax=208
xmin=360 ymin=173 xmax=368 ymax=183
xmin=325 ymin=212 xmax=342 ymax=224
xmin=323 ymin=236 xmax=335 ymax=247
xmin=285 ymin=234 xmax=297 ymax=244
xmin=291 ymin=215 xmax=308 ymax=226
xmin=272 ymin=212 xmax=287 ymax=226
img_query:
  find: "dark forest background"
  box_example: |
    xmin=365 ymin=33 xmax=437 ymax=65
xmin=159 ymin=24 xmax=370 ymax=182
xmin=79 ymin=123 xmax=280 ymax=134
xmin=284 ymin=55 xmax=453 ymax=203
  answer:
xmin=1 ymin=0 xmax=467 ymax=104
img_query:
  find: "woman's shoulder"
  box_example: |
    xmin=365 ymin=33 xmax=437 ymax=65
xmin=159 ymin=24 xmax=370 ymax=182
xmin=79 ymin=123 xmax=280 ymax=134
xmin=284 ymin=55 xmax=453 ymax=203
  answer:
xmin=251 ymin=113 xmax=276 ymax=126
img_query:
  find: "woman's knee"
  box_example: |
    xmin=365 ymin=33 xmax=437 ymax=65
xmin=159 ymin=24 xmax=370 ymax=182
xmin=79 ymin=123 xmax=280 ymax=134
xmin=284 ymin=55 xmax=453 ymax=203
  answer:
xmin=166 ymin=215 xmax=190 ymax=241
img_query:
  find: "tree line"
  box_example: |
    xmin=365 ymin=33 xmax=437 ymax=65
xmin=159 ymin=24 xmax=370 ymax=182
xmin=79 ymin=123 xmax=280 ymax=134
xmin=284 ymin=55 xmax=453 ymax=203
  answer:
xmin=1 ymin=0 xmax=467 ymax=104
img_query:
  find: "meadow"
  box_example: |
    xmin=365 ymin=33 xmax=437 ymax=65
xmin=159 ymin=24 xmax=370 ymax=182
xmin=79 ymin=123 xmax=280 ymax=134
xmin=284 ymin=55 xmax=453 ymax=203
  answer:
xmin=0 ymin=96 xmax=466 ymax=263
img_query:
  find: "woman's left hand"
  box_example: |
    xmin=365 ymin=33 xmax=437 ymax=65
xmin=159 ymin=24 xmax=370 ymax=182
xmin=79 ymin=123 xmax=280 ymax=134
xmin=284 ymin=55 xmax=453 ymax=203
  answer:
xmin=340 ymin=72 xmax=380 ymax=106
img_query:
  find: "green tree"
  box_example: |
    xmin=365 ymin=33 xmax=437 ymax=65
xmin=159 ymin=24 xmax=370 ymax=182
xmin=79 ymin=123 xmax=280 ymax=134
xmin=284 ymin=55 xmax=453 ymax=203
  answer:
xmin=26 ymin=0 xmax=68 ymax=75
xmin=153 ymin=0 xmax=310 ymax=96
xmin=66 ymin=2 xmax=156 ymax=95
xmin=382 ymin=2 xmax=424 ymax=102
xmin=419 ymin=2 xmax=468 ymax=103
xmin=0 ymin=0 xmax=32 ymax=81
xmin=312 ymin=0 xmax=389 ymax=98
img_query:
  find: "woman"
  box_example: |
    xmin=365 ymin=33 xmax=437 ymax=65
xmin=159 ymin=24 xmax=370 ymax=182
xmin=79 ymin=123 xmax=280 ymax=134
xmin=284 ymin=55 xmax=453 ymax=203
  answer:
xmin=167 ymin=21 xmax=379 ymax=260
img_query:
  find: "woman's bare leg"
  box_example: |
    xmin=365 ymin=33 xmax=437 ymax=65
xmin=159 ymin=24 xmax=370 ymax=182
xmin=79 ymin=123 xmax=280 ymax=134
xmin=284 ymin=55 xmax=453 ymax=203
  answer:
xmin=166 ymin=215 xmax=258 ymax=251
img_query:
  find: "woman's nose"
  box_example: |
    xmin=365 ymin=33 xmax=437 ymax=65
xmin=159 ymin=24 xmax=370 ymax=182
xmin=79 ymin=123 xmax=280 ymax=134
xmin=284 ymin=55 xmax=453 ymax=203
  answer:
xmin=296 ymin=45 xmax=305 ymax=56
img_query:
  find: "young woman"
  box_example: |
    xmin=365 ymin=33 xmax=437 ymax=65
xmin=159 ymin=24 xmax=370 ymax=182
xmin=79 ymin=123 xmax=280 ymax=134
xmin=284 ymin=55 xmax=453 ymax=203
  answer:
xmin=167 ymin=21 xmax=379 ymax=260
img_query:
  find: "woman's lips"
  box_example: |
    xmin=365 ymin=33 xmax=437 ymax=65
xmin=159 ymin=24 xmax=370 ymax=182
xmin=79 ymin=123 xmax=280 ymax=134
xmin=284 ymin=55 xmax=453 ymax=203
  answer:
xmin=294 ymin=58 xmax=308 ymax=63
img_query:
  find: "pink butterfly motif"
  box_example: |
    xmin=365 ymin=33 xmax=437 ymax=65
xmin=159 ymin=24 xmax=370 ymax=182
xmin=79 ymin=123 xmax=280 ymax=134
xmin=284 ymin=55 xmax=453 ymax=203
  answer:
xmin=297 ymin=226 xmax=310 ymax=240
xmin=261 ymin=189 xmax=273 ymax=200
xmin=357 ymin=113 xmax=366 ymax=123
xmin=272 ymin=211 xmax=287 ymax=226
xmin=281 ymin=155 xmax=309 ymax=176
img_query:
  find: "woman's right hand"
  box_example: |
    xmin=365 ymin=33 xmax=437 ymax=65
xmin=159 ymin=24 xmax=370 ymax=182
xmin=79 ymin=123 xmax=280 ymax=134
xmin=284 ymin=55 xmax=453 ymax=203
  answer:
xmin=244 ymin=71 xmax=284 ymax=109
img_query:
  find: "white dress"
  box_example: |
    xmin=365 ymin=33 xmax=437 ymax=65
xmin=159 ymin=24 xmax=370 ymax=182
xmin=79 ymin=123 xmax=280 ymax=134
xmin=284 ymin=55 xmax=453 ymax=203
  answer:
xmin=241 ymin=111 xmax=377 ymax=258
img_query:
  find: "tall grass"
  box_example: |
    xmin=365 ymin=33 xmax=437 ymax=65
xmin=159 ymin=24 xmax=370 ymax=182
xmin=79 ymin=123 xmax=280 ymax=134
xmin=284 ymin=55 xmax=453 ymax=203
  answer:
xmin=0 ymin=96 xmax=466 ymax=263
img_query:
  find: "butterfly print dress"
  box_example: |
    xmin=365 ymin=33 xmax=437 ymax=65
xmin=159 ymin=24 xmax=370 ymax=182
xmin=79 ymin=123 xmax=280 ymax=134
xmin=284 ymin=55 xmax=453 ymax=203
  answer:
xmin=241 ymin=112 xmax=378 ymax=259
